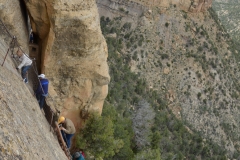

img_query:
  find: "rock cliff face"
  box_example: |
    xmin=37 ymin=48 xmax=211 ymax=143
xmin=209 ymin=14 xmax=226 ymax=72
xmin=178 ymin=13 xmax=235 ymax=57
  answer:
xmin=97 ymin=0 xmax=212 ymax=13
xmin=0 ymin=1 xmax=67 ymax=159
xmin=213 ymin=0 xmax=240 ymax=42
xmin=189 ymin=0 xmax=212 ymax=12
xmin=0 ymin=0 xmax=29 ymax=52
xmin=24 ymin=0 xmax=110 ymax=127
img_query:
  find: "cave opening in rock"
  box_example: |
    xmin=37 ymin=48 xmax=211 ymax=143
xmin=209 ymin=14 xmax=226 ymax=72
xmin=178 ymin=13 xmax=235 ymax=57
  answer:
xmin=19 ymin=0 xmax=41 ymax=73
xmin=19 ymin=0 xmax=29 ymax=32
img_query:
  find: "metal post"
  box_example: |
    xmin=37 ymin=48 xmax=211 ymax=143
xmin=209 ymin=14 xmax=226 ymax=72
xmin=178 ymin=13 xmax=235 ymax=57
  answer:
xmin=11 ymin=37 xmax=17 ymax=57
xmin=1 ymin=36 xmax=15 ymax=67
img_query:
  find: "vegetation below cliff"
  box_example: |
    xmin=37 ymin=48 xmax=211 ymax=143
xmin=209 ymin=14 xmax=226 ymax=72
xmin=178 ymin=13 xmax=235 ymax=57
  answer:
xmin=213 ymin=0 xmax=240 ymax=43
xmin=76 ymin=6 xmax=240 ymax=158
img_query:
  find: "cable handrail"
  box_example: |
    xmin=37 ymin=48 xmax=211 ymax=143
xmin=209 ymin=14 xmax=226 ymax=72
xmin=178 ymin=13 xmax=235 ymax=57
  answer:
xmin=0 ymin=19 xmax=12 ymax=38
xmin=0 ymin=19 xmax=33 ymax=60
xmin=0 ymin=17 xmax=56 ymax=104
xmin=0 ymin=18 xmax=71 ymax=159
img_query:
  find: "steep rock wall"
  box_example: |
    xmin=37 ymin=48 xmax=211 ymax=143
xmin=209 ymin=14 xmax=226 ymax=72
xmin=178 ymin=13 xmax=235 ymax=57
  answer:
xmin=24 ymin=0 xmax=110 ymax=128
xmin=0 ymin=1 xmax=67 ymax=159
xmin=0 ymin=67 xmax=67 ymax=160
xmin=0 ymin=0 xmax=29 ymax=51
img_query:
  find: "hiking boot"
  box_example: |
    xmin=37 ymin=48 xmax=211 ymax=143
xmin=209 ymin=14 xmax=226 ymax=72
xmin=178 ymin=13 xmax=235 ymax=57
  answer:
xmin=23 ymin=78 xmax=28 ymax=83
xmin=41 ymin=108 xmax=45 ymax=115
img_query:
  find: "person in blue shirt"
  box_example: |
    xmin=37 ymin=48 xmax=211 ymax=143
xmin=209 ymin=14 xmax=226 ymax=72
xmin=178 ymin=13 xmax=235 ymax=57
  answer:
xmin=29 ymin=32 xmax=34 ymax=43
xmin=35 ymin=74 xmax=49 ymax=111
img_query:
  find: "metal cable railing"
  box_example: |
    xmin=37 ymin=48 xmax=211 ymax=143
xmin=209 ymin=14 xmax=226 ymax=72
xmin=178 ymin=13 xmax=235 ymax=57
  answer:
xmin=0 ymin=18 xmax=71 ymax=160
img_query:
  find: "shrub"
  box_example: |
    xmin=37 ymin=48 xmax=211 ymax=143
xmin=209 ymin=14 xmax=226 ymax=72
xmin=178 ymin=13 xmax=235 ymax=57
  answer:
xmin=161 ymin=54 xmax=169 ymax=59
xmin=197 ymin=92 xmax=201 ymax=99
xmin=198 ymin=46 xmax=203 ymax=52
xmin=132 ymin=51 xmax=138 ymax=60
xmin=123 ymin=22 xmax=132 ymax=30
xmin=119 ymin=8 xmax=125 ymax=12
xmin=165 ymin=22 xmax=169 ymax=27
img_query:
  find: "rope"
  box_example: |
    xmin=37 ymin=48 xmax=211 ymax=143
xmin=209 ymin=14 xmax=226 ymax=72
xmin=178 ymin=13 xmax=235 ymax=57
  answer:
xmin=0 ymin=19 xmax=33 ymax=60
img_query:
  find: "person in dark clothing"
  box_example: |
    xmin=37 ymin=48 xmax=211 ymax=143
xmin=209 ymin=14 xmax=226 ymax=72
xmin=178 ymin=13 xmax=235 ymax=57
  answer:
xmin=35 ymin=74 xmax=49 ymax=111
xmin=58 ymin=116 xmax=76 ymax=149
xmin=30 ymin=32 xmax=34 ymax=43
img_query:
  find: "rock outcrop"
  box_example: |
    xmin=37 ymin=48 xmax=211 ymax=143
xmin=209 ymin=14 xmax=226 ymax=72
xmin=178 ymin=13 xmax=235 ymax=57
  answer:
xmin=24 ymin=0 xmax=110 ymax=128
xmin=189 ymin=0 xmax=212 ymax=12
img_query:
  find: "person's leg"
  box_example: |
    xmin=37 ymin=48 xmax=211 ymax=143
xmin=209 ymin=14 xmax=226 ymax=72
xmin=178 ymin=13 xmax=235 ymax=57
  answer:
xmin=21 ymin=65 xmax=31 ymax=80
xmin=36 ymin=93 xmax=40 ymax=102
xmin=65 ymin=133 xmax=74 ymax=148
xmin=21 ymin=66 xmax=26 ymax=79
xmin=39 ymin=95 xmax=45 ymax=109
xmin=61 ymin=130 xmax=68 ymax=146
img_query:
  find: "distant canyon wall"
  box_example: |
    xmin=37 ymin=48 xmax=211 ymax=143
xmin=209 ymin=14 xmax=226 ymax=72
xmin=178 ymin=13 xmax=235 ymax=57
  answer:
xmin=97 ymin=0 xmax=212 ymax=15
xmin=24 ymin=0 xmax=110 ymax=128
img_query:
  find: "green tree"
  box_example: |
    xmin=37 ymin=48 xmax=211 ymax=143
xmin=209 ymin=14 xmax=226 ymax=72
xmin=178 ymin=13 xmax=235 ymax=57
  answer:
xmin=76 ymin=113 xmax=123 ymax=159
xmin=151 ymin=131 xmax=161 ymax=149
xmin=134 ymin=149 xmax=161 ymax=160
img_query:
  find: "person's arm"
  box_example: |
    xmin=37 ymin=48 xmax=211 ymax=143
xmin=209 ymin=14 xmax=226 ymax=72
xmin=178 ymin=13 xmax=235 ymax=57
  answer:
xmin=62 ymin=120 xmax=75 ymax=134
xmin=61 ymin=126 xmax=72 ymax=134
xmin=12 ymin=54 xmax=18 ymax=58
xmin=17 ymin=55 xmax=27 ymax=69
xmin=35 ymin=82 xmax=42 ymax=95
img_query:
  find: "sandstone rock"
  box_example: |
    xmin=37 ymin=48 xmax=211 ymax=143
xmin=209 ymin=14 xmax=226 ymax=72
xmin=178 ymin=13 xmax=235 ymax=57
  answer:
xmin=0 ymin=19 xmax=67 ymax=158
xmin=107 ymin=33 xmax=117 ymax=38
xmin=0 ymin=0 xmax=29 ymax=53
xmin=0 ymin=67 xmax=67 ymax=159
xmin=23 ymin=0 xmax=110 ymax=128
xmin=166 ymin=89 xmax=175 ymax=102
xmin=188 ymin=0 xmax=212 ymax=12
xmin=163 ymin=67 xmax=170 ymax=74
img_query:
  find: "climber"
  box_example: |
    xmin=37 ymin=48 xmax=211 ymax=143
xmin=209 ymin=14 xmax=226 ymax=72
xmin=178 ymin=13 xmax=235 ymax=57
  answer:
xmin=35 ymin=74 xmax=49 ymax=111
xmin=29 ymin=32 xmax=34 ymax=43
xmin=79 ymin=150 xmax=85 ymax=158
xmin=13 ymin=48 xmax=32 ymax=83
xmin=58 ymin=116 xmax=76 ymax=149
xmin=72 ymin=150 xmax=85 ymax=160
